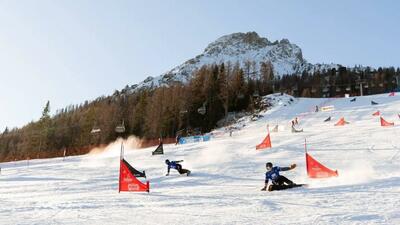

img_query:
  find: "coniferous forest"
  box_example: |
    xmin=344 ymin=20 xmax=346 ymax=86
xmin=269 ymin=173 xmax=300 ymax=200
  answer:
xmin=0 ymin=62 xmax=399 ymax=162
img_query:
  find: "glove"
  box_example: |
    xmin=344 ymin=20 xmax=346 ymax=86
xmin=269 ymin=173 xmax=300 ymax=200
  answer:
xmin=261 ymin=187 xmax=266 ymax=191
xmin=290 ymin=164 xmax=297 ymax=169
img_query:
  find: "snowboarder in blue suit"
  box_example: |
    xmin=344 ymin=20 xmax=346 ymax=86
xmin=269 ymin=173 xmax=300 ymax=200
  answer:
xmin=261 ymin=162 xmax=301 ymax=191
xmin=165 ymin=159 xmax=191 ymax=176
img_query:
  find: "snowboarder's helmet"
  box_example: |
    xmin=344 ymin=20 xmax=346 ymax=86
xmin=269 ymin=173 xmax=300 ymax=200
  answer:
xmin=266 ymin=162 xmax=273 ymax=170
xmin=165 ymin=159 xmax=170 ymax=164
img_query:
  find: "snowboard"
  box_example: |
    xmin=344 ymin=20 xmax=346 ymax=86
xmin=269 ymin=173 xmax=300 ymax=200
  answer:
xmin=268 ymin=184 xmax=307 ymax=192
xmin=178 ymin=169 xmax=191 ymax=176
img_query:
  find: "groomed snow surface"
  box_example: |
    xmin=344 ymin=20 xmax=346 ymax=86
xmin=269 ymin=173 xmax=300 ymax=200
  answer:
xmin=1 ymin=93 xmax=400 ymax=225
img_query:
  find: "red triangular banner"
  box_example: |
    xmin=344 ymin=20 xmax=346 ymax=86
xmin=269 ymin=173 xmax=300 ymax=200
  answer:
xmin=334 ymin=117 xmax=348 ymax=126
xmin=256 ymin=133 xmax=271 ymax=150
xmin=119 ymin=159 xmax=150 ymax=192
xmin=389 ymin=92 xmax=395 ymax=97
xmin=372 ymin=111 xmax=380 ymax=116
xmin=306 ymin=153 xmax=338 ymax=178
xmin=380 ymin=116 xmax=394 ymax=127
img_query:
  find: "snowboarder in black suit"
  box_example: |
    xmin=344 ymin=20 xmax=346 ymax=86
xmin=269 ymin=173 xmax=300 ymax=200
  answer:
xmin=371 ymin=100 xmax=379 ymax=105
xmin=165 ymin=159 xmax=191 ymax=176
xmin=261 ymin=162 xmax=301 ymax=191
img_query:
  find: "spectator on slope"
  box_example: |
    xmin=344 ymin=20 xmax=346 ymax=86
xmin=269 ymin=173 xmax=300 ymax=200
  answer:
xmin=261 ymin=162 xmax=299 ymax=191
xmin=165 ymin=159 xmax=191 ymax=176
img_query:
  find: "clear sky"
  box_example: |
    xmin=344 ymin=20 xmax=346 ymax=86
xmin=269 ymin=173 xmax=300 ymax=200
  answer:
xmin=0 ymin=0 xmax=399 ymax=131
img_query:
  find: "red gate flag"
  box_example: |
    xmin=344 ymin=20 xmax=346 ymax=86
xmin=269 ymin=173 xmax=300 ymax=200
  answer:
xmin=389 ymin=92 xmax=395 ymax=96
xmin=334 ymin=117 xmax=348 ymax=126
xmin=306 ymin=153 xmax=338 ymax=178
xmin=380 ymin=117 xmax=394 ymax=127
xmin=119 ymin=159 xmax=149 ymax=192
xmin=256 ymin=133 xmax=271 ymax=150
xmin=372 ymin=111 xmax=380 ymax=116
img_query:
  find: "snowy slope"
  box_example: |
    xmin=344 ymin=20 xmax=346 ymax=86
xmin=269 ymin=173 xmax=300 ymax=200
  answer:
xmin=131 ymin=32 xmax=338 ymax=92
xmin=1 ymin=93 xmax=400 ymax=225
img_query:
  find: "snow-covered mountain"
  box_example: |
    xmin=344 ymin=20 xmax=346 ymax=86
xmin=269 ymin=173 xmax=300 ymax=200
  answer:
xmin=131 ymin=32 xmax=338 ymax=92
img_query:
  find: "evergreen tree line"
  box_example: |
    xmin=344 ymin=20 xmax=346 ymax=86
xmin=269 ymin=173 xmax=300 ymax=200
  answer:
xmin=0 ymin=62 xmax=399 ymax=162
xmin=280 ymin=66 xmax=399 ymax=98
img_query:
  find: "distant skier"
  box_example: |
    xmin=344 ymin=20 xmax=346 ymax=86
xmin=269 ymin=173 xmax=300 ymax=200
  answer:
xmin=291 ymin=119 xmax=303 ymax=133
xmin=371 ymin=100 xmax=379 ymax=105
xmin=226 ymin=126 xmax=234 ymax=137
xmin=165 ymin=159 xmax=191 ymax=176
xmin=175 ymin=134 xmax=181 ymax=145
xmin=261 ymin=162 xmax=301 ymax=191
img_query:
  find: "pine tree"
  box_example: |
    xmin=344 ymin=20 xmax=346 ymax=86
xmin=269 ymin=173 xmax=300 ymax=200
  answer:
xmin=41 ymin=101 xmax=51 ymax=121
xmin=132 ymin=92 xmax=148 ymax=136
xmin=218 ymin=63 xmax=229 ymax=122
xmin=260 ymin=61 xmax=274 ymax=95
xmin=2 ymin=127 xmax=8 ymax=135
xmin=231 ymin=63 xmax=247 ymax=111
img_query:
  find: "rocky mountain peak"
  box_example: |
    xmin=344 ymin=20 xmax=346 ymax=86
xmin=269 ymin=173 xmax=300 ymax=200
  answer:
xmin=204 ymin=32 xmax=271 ymax=55
xmin=130 ymin=32 xmax=337 ymax=93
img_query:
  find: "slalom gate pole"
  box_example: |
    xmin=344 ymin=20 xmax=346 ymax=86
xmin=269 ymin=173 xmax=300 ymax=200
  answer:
xmin=304 ymin=138 xmax=307 ymax=153
xmin=304 ymin=138 xmax=308 ymax=177
xmin=118 ymin=159 xmax=121 ymax=193
xmin=120 ymin=139 xmax=124 ymax=160
xmin=63 ymin=148 xmax=66 ymax=161
xmin=119 ymin=139 xmax=124 ymax=193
